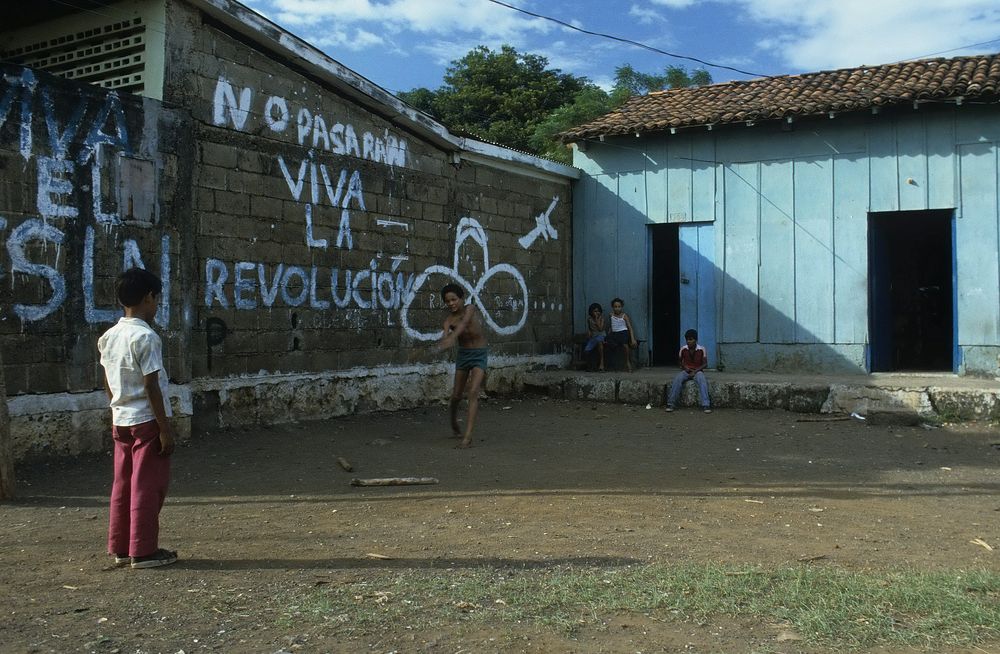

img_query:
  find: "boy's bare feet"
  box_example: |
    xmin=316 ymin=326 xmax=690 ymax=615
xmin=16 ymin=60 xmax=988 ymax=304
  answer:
xmin=456 ymin=437 xmax=472 ymax=449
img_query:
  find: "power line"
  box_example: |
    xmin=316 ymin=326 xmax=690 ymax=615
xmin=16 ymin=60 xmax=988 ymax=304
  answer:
xmin=484 ymin=0 xmax=769 ymax=78
xmin=896 ymin=37 xmax=1000 ymax=62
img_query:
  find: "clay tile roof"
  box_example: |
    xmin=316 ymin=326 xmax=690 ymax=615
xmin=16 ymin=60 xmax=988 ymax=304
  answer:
xmin=562 ymin=53 xmax=1000 ymax=141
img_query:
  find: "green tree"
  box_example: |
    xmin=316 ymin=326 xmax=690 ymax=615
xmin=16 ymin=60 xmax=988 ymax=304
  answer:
xmin=397 ymin=87 xmax=437 ymax=115
xmin=399 ymin=51 xmax=713 ymax=163
xmin=529 ymin=64 xmax=713 ymax=163
xmin=613 ymin=63 xmax=712 ymax=99
xmin=399 ymin=45 xmax=589 ymax=153
xmin=530 ymin=86 xmax=615 ymax=162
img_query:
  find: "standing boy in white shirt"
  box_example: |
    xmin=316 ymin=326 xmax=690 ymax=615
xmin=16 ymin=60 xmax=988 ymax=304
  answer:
xmin=98 ymin=267 xmax=178 ymax=569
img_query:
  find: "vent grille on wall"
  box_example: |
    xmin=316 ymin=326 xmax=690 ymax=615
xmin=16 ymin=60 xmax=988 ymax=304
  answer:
xmin=2 ymin=17 xmax=147 ymax=94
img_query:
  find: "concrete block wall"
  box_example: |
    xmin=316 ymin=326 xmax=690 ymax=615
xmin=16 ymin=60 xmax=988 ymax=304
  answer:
xmin=0 ymin=1 xmax=575 ymax=460
xmin=0 ymin=64 xmax=195 ymax=459
xmin=160 ymin=1 xmax=573 ymax=430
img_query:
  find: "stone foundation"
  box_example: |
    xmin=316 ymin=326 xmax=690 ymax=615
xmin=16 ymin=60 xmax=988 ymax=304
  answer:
xmin=9 ymin=354 xmax=567 ymax=461
xmin=523 ymin=371 xmax=1000 ymax=422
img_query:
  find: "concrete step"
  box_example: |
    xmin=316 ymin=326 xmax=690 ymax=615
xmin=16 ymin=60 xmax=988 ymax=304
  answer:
xmin=523 ymin=370 xmax=1000 ymax=421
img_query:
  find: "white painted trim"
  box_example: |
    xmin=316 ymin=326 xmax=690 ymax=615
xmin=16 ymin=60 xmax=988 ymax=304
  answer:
xmin=6 ymin=354 xmax=569 ymax=417
xmin=8 ymin=385 xmax=194 ymax=417
xmin=191 ymin=354 xmax=569 ymax=391
xmin=460 ymin=145 xmax=581 ymax=182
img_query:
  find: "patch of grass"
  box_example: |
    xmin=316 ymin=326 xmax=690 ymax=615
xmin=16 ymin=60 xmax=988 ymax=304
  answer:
xmin=295 ymin=564 xmax=1000 ymax=650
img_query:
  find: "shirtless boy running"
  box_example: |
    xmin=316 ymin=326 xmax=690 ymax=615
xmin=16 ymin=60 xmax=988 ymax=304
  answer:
xmin=437 ymin=283 xmax=488 ymax=449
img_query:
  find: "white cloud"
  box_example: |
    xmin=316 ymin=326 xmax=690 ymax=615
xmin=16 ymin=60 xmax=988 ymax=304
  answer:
xmin=415 ymin=38 xmax=490 ymax=68
xmin=310 ymin=28 xmax=387 ymax=52
xmin=589 ymin=75 xmax=617 ymax=92
xmin=264 ymin=0 xmax=551 ymax=39
xmin=649 ymin=0 xmax=698 ymax=8
xmin=629 ymin=5 xmax=664 ymax=24
xmin=532 ymin=41 xmax=596 ymax=75
xmin=414 ymin=37 xmax=595 ymax=81
xmin=734 ymin=0 xmax=1000 ymax=71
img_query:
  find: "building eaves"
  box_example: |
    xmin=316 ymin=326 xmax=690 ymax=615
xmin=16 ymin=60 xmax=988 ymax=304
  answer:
xmin=562 ymin=53 xmax=1000 ymax=142
xmin=193 ymin=0 xmax=577 ymax=179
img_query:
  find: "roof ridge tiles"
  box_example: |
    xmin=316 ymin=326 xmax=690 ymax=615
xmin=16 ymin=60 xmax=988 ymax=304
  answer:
xmin=563 ymin=52 xmax=1000 ymax=141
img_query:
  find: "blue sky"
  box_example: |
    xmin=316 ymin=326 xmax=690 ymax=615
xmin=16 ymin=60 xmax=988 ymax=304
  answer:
xmin=242 ymin=0 xmax=1000 ymax=94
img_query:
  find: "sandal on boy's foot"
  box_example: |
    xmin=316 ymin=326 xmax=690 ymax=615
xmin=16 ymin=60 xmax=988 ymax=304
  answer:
xmin=665 ymin=406 xmax=675 ymax=412
xmin=112 ymin=553 xmax=131 ymax=567
xmin=131 ymin=548 xmax=178 ymax=569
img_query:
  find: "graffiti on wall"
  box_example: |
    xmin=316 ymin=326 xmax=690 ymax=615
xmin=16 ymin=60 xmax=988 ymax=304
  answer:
xmin=214 ymin=76 xmax=408 ymax=255
xmin=0 ymin=68 xmax=563 ymax=340
xmin=401 ymin=217 xmax=529 ymax=340
xmin=209 ymin=75 xmax=563 ymax=338
xmin=518 ymin=196 xmax=559 ymax=249
xmin=0 ymin=68 xmax=170 ymax=326
xmin=207 ymin=76 xmax=417 ymax=318
xmin=213 ymin=77 xmax=407 ymax=168
xmin=203 ymin=257 xmax=416 ymax=313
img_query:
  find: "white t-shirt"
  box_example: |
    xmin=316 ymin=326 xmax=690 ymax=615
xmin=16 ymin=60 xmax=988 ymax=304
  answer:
xmin=98 ymin=317 xmax=172 ymax=426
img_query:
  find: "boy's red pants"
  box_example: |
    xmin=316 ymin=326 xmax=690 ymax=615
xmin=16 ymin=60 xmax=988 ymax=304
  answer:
xmin=107 ymin=421 xmax=171 ymax=558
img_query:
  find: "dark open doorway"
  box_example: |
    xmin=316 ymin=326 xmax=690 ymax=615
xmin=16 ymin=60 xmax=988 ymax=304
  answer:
xmin=650 ymin=224 xmax=680 ymax=366
xmin=868 ymin=210 xmax=954 ymax=372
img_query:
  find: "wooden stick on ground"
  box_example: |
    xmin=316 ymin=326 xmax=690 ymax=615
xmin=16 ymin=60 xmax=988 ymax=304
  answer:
xmin=336 ymin=457 xmax=353 ymax=472
xmin=351 ymin=477 xmax=439 ymax=487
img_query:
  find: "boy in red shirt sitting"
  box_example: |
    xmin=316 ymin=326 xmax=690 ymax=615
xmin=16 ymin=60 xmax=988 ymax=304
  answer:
xmin=665 ymin=329 xmax=711 ymax=413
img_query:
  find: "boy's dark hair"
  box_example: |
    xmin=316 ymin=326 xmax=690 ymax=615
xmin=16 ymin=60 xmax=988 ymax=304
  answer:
xmin=685 ymin=328 xmax=698 ymax=340
xmin=611 ymin=297 xmax=624 ymax=306
xmin=588 ymin=302 xmax=602 ymax=315
xmin=116 ymin=267 xmax=162 ymax=308
xmin=441 ymin=283 xmax=464 ymax=300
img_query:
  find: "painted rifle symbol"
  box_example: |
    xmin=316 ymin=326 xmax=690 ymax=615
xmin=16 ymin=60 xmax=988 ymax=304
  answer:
xmin=518 ymin=197 xmax=559 ymax=249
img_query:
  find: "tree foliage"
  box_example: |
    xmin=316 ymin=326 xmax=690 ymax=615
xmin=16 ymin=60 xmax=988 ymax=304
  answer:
xmin=612 ymin=64 xmax=712 ymax=98
xmin=529 ymin=86 xmax=615 ymax=161
xmin=399 ymin=45 xmax=588 ymax=153
xmin=399 ymin=46 xmax=713 ymax=164
xmin=531 ymin=64 xmax=713 ymax=163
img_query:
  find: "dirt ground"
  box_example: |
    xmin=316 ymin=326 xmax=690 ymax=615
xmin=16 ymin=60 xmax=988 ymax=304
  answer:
xmin=1 ymin=396 xmax=998 ymax=654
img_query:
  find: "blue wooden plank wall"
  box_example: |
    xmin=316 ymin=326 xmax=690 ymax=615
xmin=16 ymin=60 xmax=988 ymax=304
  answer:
xmin=721 ymin=162 xmax=759 ymax=342
xmin=617 ymin=170 xmax=651 ymax=336
xmin=758 ymin=160 xmax=795 ymax=343
xmin=572 ymin=173 xmax=621 ymax=332
xmin=868 ymin=123 xmax=900 ymax=212
xmin=679 ymin=223 xmax=718 ymax=360
xmin=645 ymin=139 xmax=669 ymax=220
xmin=691 ymin=139 xmax=717 ymax=222
xmin=925 ymin=113 xmax=956 ymax=209
xmin=897 ymin=118 xmax=928 ymax=211
xmin=793 ymin=157 xmax=835 ymax=344
xmin=572 ymin=106 xmax=1000 ymax=374
xmin=832 ymin=155 xmax=869 ymax=345
xmin=957 ymin=143 xmax=999 ymax=347
xmin=572 ymin=168 xmax=651 ymax=334
xmin=666 ymin=137 xmax=693 ymax=222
